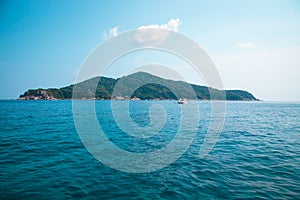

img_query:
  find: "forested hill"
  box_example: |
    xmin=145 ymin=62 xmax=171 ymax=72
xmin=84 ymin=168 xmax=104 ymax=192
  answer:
xmin=19 ymin=72 xmax=259 ymax=101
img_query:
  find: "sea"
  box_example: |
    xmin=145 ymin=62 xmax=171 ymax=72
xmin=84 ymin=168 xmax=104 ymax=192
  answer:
xmin=0 ymin=100 xmax=299 ymax=199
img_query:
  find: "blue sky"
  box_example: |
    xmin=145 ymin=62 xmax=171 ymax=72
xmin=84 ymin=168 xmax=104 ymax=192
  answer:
xmin=1 ymin=0 xmax=300 ymax=100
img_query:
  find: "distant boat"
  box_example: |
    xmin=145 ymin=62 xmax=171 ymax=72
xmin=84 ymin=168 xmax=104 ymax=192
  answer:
xmin=178 ymin=98 xmax=188 ymax=104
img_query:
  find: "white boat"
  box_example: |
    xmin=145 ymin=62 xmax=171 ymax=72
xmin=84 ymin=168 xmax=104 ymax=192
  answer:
xmin=178 ymin=98 xmax=188 ymax=104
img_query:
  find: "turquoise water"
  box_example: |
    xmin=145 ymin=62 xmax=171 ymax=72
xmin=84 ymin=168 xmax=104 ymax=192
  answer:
xmin=0 ymin=100 xmax=299 ymax=199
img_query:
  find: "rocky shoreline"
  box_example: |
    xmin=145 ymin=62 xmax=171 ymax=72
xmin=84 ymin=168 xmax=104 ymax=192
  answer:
xmin=18 ymin=90 xmax=143 ymax=101
xmin=18 ymin=90 xmax=57 ymax=100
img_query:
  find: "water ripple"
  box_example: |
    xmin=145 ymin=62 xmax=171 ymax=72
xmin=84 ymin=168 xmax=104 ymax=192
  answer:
xmin=0 ymin=100 xmax=299 ymax=199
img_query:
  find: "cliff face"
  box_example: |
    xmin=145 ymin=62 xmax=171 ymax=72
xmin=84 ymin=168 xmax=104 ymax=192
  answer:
xmin=18 ymin=72 xmax=259 ymax=101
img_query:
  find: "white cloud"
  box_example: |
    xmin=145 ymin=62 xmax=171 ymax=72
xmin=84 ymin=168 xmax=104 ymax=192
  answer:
xmin=138 ymin=18 xmax=181 ymax=32
xmin=134 ymin=18 xmax=182 ymax=44
xmin=237 ymin=42 xmax=255 ymax=49
xmin=133 ymin=28 xmax=170 ymax=44
xmin=109 ymin=26 xmax=119 ymax=37
xmin=166 ymin=18 xmax=181 ymax=32
xmin=102 ymin=19 xmax=181 ymax=43
xmin=102 ymin=26 xmax=119 ymax=40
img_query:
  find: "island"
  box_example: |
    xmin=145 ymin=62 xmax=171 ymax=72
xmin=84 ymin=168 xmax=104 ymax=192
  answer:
xmin=18 ymin=72 xmax=259 ymax=101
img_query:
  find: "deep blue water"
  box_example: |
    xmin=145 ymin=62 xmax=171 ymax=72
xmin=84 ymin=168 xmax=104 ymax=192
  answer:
xmin=0 ymin=100 xmax=300 ymax=199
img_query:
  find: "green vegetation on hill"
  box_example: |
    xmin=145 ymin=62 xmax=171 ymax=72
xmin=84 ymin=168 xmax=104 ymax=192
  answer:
xmin=19 ymin=72 xmax=259 ymax=101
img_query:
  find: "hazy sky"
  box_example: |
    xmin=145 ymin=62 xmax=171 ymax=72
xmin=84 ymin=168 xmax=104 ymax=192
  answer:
xmin=0 ymin=0 xmax=299 ymax=100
